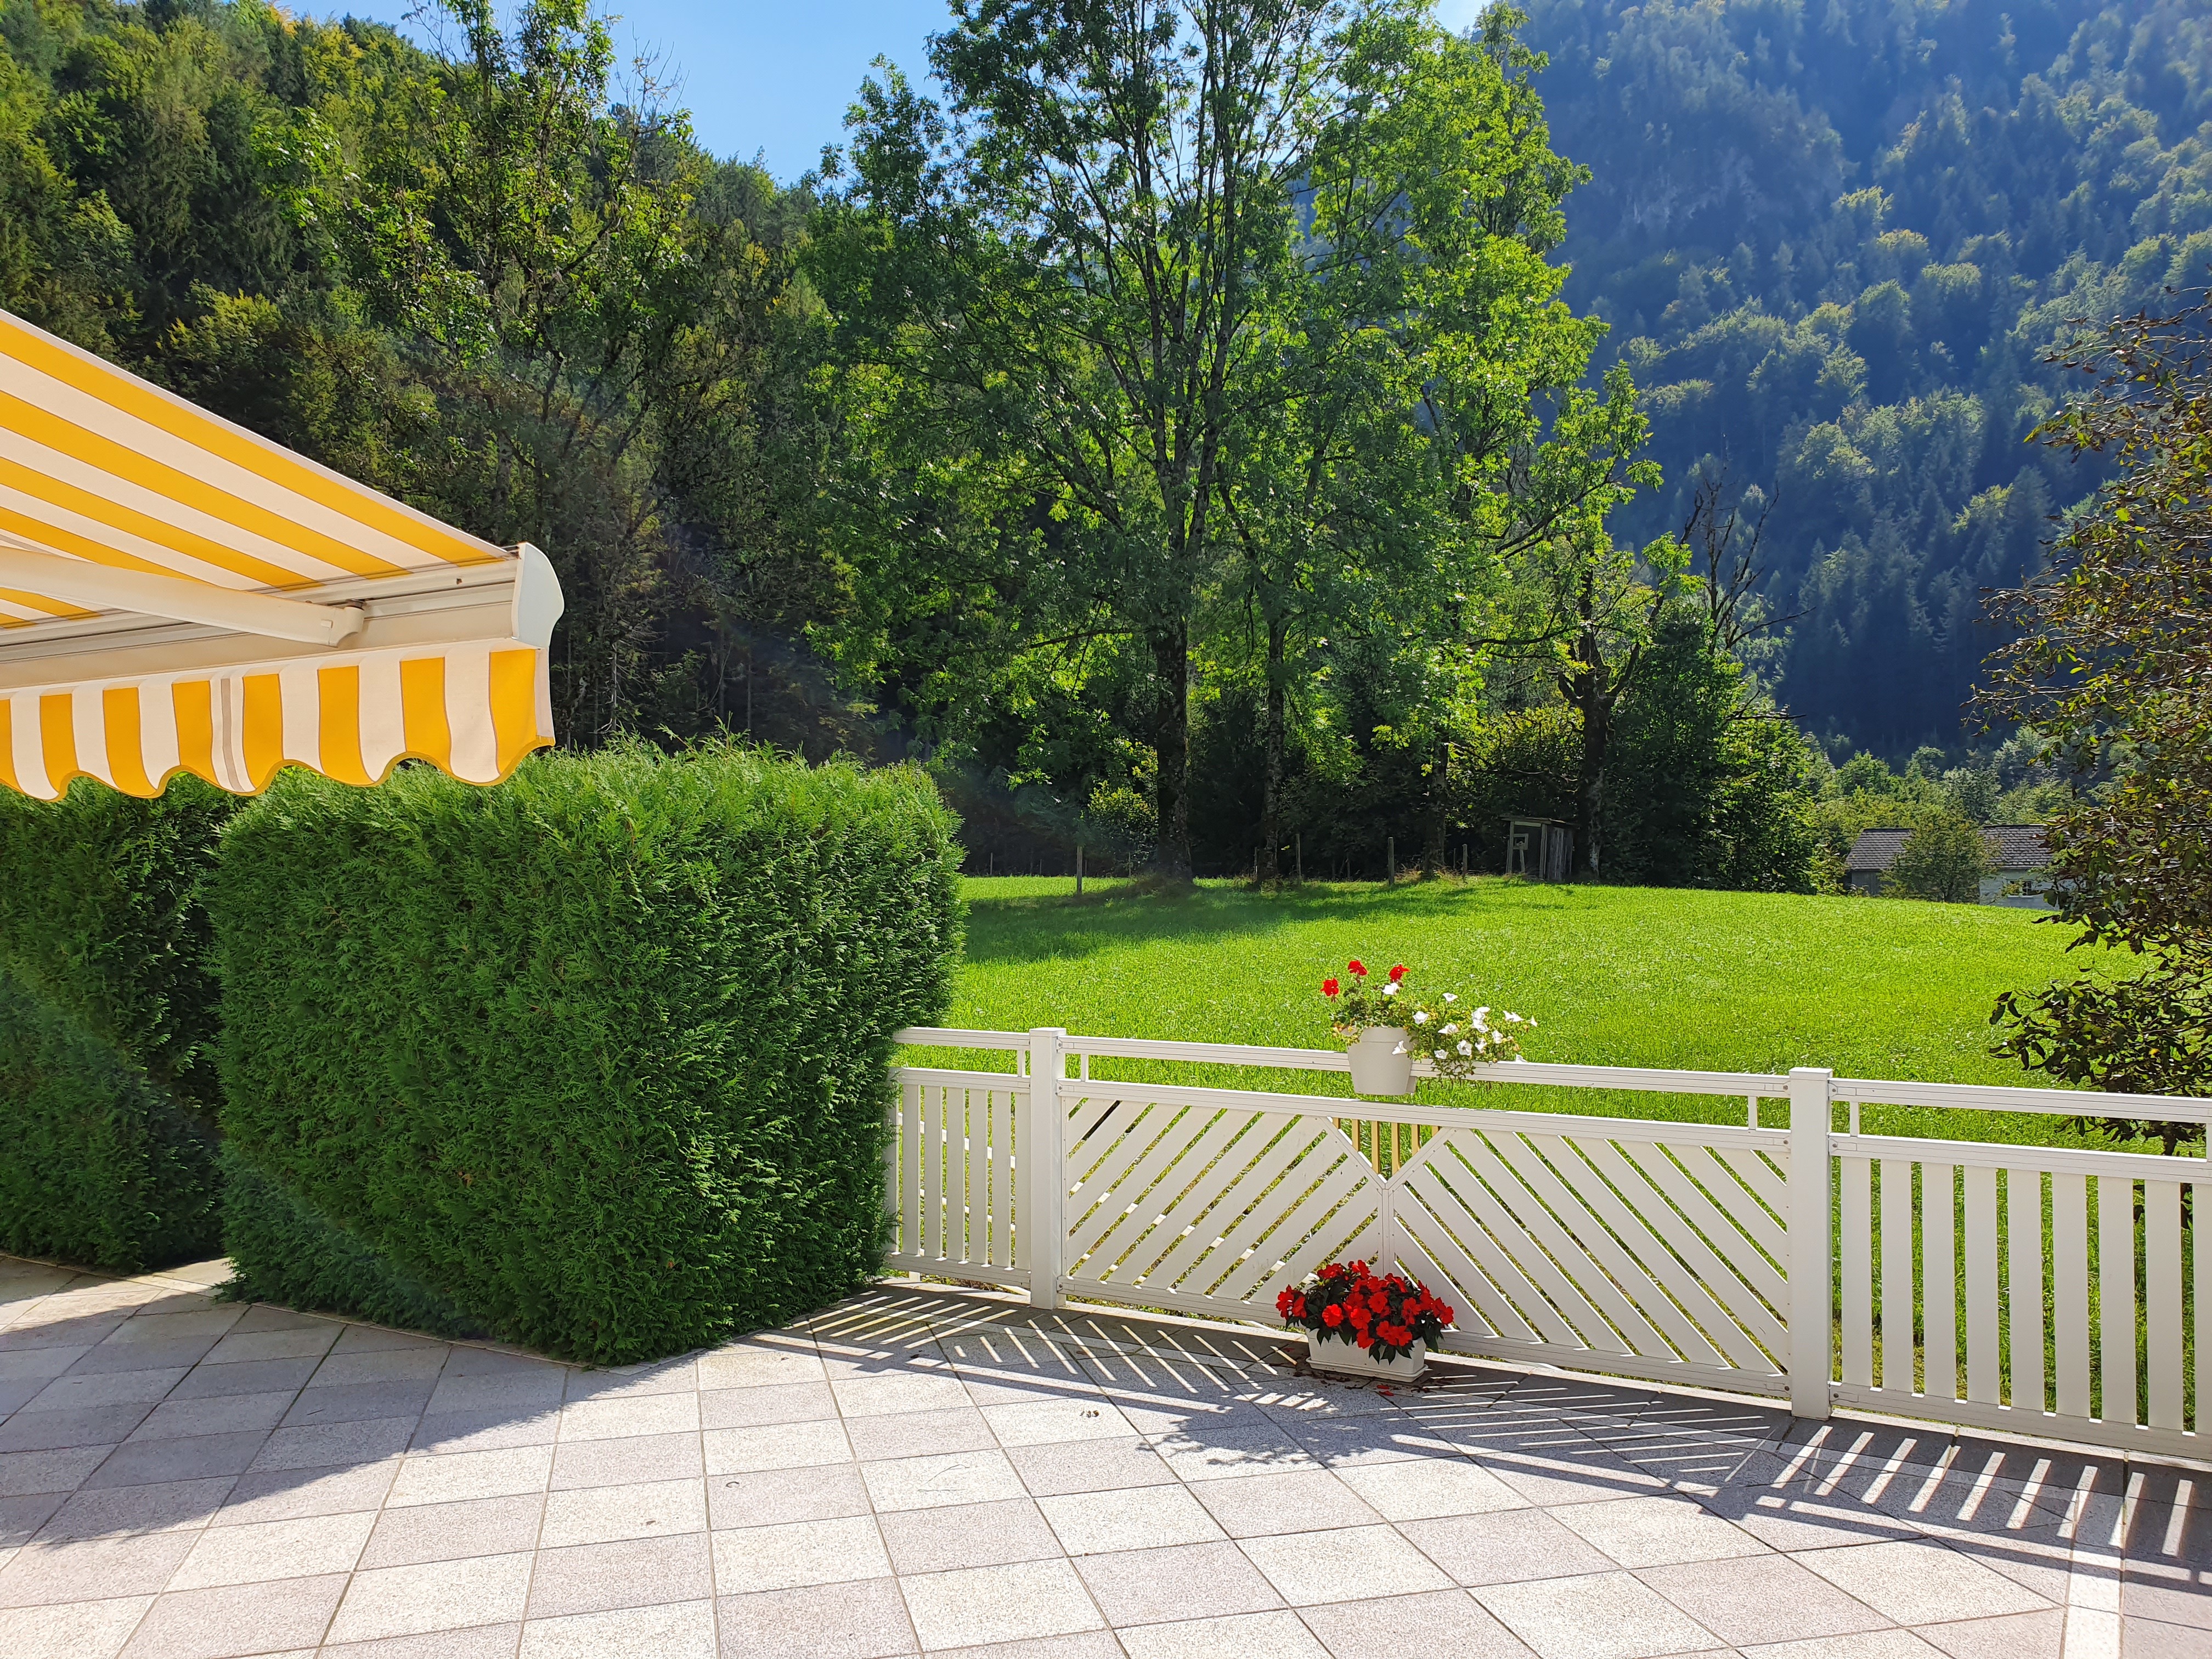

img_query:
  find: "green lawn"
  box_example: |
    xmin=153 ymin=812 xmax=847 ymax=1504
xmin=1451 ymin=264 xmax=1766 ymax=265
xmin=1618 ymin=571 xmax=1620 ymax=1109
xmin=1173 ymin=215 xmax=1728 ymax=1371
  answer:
xmin=923 ymin=876 xmax=2154 ymax=1150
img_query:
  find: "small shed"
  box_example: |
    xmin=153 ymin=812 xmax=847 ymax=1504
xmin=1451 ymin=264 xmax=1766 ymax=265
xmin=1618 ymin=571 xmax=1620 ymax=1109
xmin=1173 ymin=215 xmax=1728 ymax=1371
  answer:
xmin=1504 ymin=816 xmax=1573 ymax=882
xmin=1844 ymin=823 xmax=2052 ymax=905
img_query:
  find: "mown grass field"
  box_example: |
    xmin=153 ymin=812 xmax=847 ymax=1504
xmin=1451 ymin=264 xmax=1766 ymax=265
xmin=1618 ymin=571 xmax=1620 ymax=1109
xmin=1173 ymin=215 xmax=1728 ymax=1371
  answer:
xmin=921 ymin=876 xmax=2154 ymax=1150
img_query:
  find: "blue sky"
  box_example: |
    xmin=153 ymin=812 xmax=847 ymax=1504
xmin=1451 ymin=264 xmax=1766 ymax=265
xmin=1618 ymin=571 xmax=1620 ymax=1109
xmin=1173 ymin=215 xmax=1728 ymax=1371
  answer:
xmin=342 ymin=2 xmax=1494 ymax=182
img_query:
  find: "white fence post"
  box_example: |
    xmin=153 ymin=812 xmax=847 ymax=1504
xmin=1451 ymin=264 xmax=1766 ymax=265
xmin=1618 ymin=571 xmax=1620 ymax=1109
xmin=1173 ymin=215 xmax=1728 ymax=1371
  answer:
xmin=1788 ymin=1066 xmax=1834 ymax=1421
xmin=1026 ymin=1028 xmax=1067 ymax=1310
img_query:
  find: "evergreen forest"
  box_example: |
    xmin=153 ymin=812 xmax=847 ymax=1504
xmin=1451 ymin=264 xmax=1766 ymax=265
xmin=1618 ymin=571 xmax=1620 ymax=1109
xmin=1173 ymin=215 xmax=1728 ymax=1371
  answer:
xmin=0 ymin=0 xmax=2202 ymax=887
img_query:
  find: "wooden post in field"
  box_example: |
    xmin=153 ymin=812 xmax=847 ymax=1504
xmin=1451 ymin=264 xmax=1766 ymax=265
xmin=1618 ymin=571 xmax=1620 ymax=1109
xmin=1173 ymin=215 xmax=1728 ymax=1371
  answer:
xmin=1295 ymin=833 xmax=1303 ymax=885
xmin=1387 ymin=836 xmax=1395 ymax=883
xmin=1075 ymin=843 xmax=1084 ymax=898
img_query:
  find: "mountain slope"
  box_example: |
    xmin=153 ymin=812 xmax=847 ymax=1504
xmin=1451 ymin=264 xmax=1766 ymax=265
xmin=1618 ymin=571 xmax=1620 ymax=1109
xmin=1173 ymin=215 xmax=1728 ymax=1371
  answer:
xmin=1521 ymin=0 xmax=2212 ymax=753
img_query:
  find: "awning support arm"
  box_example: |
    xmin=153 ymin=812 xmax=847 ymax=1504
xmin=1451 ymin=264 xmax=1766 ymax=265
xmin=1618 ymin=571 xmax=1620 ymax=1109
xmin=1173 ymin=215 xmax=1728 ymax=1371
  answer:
xmin=0 ymin=544 xmax=365 ymax=646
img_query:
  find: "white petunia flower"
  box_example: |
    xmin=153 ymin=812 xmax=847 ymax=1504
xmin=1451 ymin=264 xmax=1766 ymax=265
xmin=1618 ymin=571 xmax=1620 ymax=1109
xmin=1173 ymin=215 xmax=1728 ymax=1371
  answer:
xmin=1442 ymin=992 xmax=1458 ymax=1003
xmin=1413 ymin=1010 xmax=1430 ymax=1024
xmin=1441 ymin=1023 xmax=1458 ymax=1035
xmin=1434 ymin=1049 xmax=1447 ymax=1059
xmin=1457 ymin=1040 xmax=1474 ymax=1057
xmin=1381 ymin=982 xmax=1399 ymax=997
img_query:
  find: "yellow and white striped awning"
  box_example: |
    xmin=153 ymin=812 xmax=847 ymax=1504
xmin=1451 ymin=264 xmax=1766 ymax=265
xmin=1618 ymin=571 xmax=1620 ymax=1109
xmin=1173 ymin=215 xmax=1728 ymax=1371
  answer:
xmin=0 ymin=307 xmax=563 ymax=801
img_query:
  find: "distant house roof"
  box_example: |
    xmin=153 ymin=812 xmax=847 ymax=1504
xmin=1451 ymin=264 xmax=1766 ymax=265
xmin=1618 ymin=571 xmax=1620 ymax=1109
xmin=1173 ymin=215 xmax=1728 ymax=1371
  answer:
xmin=1845 ymin=823 xmax=2049 ymax=876
xmin=1984 ymin=823 xmax=2050 ymax=868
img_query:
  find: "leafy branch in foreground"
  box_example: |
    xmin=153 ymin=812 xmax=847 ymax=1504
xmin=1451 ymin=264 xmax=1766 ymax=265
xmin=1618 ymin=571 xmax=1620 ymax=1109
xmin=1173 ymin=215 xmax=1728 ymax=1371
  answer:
xmin=1982 ymin=285 xmax=2212 ymax=1150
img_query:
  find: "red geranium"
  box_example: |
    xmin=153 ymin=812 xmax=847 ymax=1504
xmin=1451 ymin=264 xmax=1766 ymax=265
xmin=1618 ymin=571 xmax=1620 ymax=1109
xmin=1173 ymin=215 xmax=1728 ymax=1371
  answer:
xmin=1347 ymin=958 xmax=1367 ymax=977
xmin=1322 ymin=977 xmax=1340 ymax=997
xmin=1387 ymin=963 xmax=1406 ymax=981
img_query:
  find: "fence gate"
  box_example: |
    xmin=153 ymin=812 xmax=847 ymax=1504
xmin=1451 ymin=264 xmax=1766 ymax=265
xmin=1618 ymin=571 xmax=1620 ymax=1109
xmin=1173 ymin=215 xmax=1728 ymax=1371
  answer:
xmin=886 ymin=1026 xmax=2212 ymax=1460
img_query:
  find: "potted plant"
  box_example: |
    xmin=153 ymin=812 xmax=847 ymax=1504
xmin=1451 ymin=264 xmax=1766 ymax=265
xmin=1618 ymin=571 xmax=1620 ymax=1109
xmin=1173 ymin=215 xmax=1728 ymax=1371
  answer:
xmin=1324 ymin=959 xmax=1533 ymax=1096
xmin=1277 ymin=1260 xmax=1454 ymax=1381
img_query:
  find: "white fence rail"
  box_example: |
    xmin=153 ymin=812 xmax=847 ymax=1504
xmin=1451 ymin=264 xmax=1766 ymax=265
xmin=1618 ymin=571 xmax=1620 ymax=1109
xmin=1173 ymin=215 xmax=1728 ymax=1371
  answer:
xmin=887 ymin=1027 xmax=2212 ymax=1460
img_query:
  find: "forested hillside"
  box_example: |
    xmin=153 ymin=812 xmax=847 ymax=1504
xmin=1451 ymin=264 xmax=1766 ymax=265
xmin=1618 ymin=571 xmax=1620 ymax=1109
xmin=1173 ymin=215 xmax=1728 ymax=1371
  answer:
xmin=1 ymin=0 xmax=2199 ymax=887
xmin=1523 ymin=0 xmax=2212 ymax=752
xmin=0 ymin=0 xmax=826 ymax=751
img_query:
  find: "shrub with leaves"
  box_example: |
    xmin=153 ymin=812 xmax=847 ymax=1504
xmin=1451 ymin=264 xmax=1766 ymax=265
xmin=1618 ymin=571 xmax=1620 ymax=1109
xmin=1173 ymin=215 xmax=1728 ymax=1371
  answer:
xmin=1883 ymin=814 xmax=1993 ymax=903
xmin=215 ymin=743 xmax=963 ymax=1363
xmin=0 ymin=778 xmax=230 ymax=1270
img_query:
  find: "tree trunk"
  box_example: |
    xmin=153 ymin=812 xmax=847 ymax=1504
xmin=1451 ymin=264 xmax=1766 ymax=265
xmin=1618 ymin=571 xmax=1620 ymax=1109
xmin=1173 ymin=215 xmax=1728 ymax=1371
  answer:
xmin=1421 ymin=736 xmax=1449 ymax=875
xmin=1152 ymin=624 xmax=1193 ymax=881
xmin=1572 ymin=661 xmax=1607 ymax=880
xmin=1259 ymin=616 xmax=1287 ymax=885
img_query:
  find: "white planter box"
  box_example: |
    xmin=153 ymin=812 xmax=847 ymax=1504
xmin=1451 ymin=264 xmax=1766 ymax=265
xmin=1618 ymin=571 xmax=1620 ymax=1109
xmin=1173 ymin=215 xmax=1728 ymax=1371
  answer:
xmin=1346 ymin=1026 xmax=1414 ymax=1096
xmin=1305 ymin=1335 xmax=1426 ymax=1383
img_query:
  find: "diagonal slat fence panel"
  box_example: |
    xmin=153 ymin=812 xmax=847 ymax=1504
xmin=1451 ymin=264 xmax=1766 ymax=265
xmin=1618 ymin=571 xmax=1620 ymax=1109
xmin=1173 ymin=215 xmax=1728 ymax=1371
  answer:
xmin=890 ymin=1031 xmax=2211 ymax=1459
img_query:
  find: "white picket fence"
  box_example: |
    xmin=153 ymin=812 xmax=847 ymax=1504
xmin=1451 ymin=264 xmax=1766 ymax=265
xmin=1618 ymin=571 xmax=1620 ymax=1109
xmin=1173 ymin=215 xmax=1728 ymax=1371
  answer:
xmin=888 ymin=1026 xmax=2212 ymax=1460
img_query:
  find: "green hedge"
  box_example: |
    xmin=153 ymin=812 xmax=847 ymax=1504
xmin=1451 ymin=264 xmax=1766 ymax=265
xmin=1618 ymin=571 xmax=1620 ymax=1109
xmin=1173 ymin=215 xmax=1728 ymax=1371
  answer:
xmin=215 ymin=744 xmax=962 ymax=1363
xmin=0 ymin=778 xmax=229 ymax=1270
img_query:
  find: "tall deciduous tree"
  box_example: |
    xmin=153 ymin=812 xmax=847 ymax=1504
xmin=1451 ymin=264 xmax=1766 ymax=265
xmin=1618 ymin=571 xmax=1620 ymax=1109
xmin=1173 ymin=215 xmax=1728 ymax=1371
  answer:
xmin=1219 ymin=10 xmax=1651 ymax=884
xmin=830 ymin=0 xmax=1371 ymax=880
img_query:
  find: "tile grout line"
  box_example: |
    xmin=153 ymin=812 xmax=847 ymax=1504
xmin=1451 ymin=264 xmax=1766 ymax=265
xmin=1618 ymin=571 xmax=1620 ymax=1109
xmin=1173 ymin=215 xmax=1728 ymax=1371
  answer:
xmin=837 ymin=1312 xmax=933 ymax=1658
xmin=302 ymin=1317 xmax=382 ymax=1657
xmin=500 ymin=1335 xmax=572 ymax=1659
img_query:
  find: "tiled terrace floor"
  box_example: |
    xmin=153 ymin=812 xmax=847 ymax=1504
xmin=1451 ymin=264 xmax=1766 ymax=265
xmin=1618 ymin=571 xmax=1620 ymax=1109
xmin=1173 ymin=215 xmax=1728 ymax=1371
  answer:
xmin=0 ymin=1257 xmax=2205 ymax=1659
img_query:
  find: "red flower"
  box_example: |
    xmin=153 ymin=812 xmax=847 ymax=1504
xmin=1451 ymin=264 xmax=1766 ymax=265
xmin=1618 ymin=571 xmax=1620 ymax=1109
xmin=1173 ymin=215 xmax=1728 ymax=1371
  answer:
xmin=1322 ymin=1304 xmax=1344 ymax=1328
xmin=1322 ymin=977 xmax=1340 ymax=997
xmin=1369 ymin=1291 xmax=1389 ymax=1313
xmin=1388 ymin=963 xmax=1406 ymax=982
xmin=1356 ymin=1332 xmax=1375 ymax=1348
xmin=1347 ymin=959 xmax=1367 ymax=977
xmin=1347 ymin=1305 xmax=1370 ymax=1328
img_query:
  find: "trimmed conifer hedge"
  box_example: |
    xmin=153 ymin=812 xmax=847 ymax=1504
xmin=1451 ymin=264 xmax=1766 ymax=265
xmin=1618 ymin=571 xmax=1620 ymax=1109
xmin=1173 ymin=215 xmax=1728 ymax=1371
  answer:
xmin=0 ymin=778 xmax=230 ymax=1270
xmin=214 ymin=744 xmax=962 ymax=1363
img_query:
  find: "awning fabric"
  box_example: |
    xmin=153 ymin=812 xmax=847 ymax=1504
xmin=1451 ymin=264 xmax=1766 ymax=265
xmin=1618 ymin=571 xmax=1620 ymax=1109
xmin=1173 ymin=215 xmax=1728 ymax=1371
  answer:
xmin=0 ymin=307 xmax=562 ymax=801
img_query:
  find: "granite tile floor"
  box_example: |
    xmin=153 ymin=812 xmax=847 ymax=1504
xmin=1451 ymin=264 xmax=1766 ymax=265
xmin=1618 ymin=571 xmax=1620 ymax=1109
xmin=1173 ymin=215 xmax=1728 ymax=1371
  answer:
xmin=0 ymin=1253 xmax=2205 ymax=1659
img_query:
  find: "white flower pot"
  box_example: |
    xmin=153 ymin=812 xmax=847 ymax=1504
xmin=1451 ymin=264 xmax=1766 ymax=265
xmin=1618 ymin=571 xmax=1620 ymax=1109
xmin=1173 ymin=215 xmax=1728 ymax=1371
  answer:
xmin=1346 ymin=1025 xmax=1414 ymax=1096
xmin=1306 ymin=1334 xmax=1427 ymax=1383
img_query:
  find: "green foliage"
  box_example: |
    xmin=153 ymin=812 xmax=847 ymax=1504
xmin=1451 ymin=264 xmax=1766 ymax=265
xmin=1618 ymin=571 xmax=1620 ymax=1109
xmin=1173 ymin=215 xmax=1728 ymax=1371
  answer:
xmin=0 ymin=974 xmax=221 ymax=1270
xmin=1982 ymin=288 xmax=2212 ymax=1147
xmin=1602 ymin=611 xmax=1823 ymax=891
xmin=1886 ymin=814 xmax=1995 ymax=904
xmin=1522 ymin=0 xmax=2211 ymax=752
xmin=218 ymin=1148 xmax=482 ymax=1338
xmin=213 ymin=746 xmax=962 ymax=1363
xmin=0 ymin=778 xmax=230 ymax=1269
xmin=1992 ymin=967 xmax=2212 ymax=1154
xmin=0 ymin=0 xmax=825 ymax=749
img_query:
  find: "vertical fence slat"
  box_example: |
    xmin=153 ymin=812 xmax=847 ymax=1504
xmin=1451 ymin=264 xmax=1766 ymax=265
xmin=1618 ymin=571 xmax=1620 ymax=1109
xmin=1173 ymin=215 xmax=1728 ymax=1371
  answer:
xmin=1840 ymin=1158 xmax=1874 ymax=1386
xmin=2098 ymin=1174 xmax=2138 ymax=1426
xmin=966 ymin=1085 xmax=989 ymax=1266
xmin=2198 ymin=1177 xmax=2210 ymax=1435
xmin=1880 ymin=1159 xmax=1915 ymax=1393
xmin=2147 ymin=1181 xmax=2184 ymax=1431
xmin=1964 ymin=1166 xmax=2000 ymax=1405
xmin=900 ymin=1080 xmax=921 ymax=1262
xmin=1923 ymin=1161 xmax=1956 ymax=1401
xmin=921 ymin=1086 xmax=943 ymax=1262
xmin=2052 ymin=1172 xmax=2091 ymax=1420
xmin=2006 ymin=1167 xmax=2046 ymax=1414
